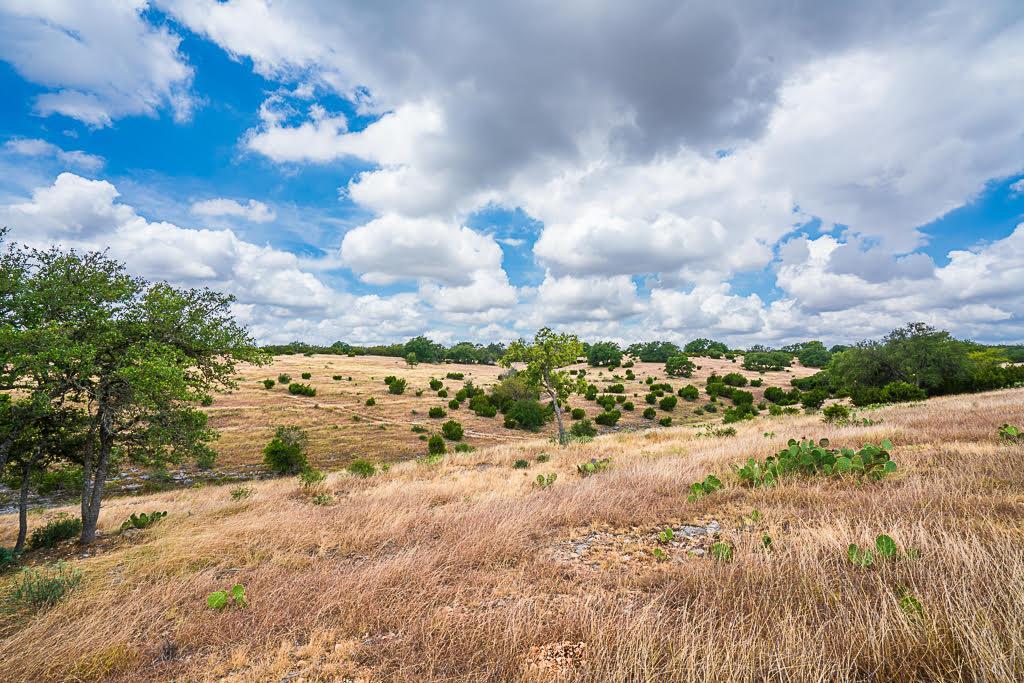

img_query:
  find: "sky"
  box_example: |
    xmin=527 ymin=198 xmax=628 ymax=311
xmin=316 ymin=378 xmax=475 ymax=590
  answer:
xmin=0 ymin=1 xmax=1022 ymax=348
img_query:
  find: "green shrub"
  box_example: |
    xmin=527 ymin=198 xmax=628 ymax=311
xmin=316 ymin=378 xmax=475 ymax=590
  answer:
xmin=658 ymin=417 xmax=672 ymax=427
xmin=880 ymin=381 xmax=926 ymax=403
xmin=659 ymin=395 xmax=677 ymax=411
xmin=263 ymin=425 xmax=309 ymax=474
xmin=383 ymin=375 xmax=397 ymax=385
xmin=365 ymin=397 xmax=376 ymax=406
xmin=570 ymin=418 xmax=597 ymax=438
xmin=1000 ymin=424 xmax=1022 ymax=442
xmin=28 ymin=515 xmax=82 ymax=549
xmin=570 ymin=407 xmax=586 ymax=420
xmin=448 ymin=398 xmax=461 ymax=410
xmin=731 ymin=389 xmax=754 ymax=406
xmin=442 ymin=420 xmax=464 ymax=441
xmin=722 ymin=372 xmax=748 ymax=387
xmin=605 ymin=383 xmax=625 ymax=393
xmin=230 ymin=486 xmax=253 ymax=501
xmin=333 ymin=375 xmax=342 ymax=380
xmin=513 ymin=459 xmax=529 ymax=469
xmin=665 ymin=354 xmax=696 ymax=377
xmin=645 ymin=393 xmax=657 ymax=405
xmin=446 ymin=372 xmax=464 ymax=380
xmin=262 ymin=379 xmax=275 ymax=389
xmin=596 ymin=395 xmax=617 ymax=411
xmin=742 ymin=351 xmax=792 ymax=372
xmin=470 ymin=394 xmax=497 ymax=417
xmin=801 ymin=387 xmax=829 ymax=410
xmin=428 ymin=434 xmax=446 ymax=455
xmin=643 ymin=407 xmax=657 ymax=419
xmin=577 ymin=458 xmax=611 ymax=476
xmin=734 ymin=438 xmax=896 ymax=487
xmin=5 ymin=562 xmax=81 ymax=611
xmin=207 ymin=583 xmax=247 ymax=610
xmin=622 ymin=401 xmax=634 ymax=411
xmin=120 ymin=511 xmax=167 ymax=531
xmin=278 ymin=373 xmax=291 ymax=384
xmin=0 ymin=547 xmax=19 ymax=573
xmin=822 ymin=404 xmax=852 ymax=424
xmin=347 ymin=459 xmax=376 ymax=478
xmin=438 ymin=389 xmax=448 ymax=398
xmin=429 ymin=406 xmax=447 ymax=419
xmin=850 ymin=386 xmax=884 ymax=406
xmin=594 ymin=410 xmax=621 ymax=426
xmin=411 ymin=424 xmax=428 ymax=433
xmin=505 ymin=399 xmax=548 ymax=431
xmin=750 ymin=378 xmax=763 ymax=387
xmin=678 ymin=385 xmax=699 ymax=400
xmin=288 ymin=382 xmax=316 ymax=397
xmin=687 ymin=474 xmax=723 ymax=502
xmin=703 ymin=402 xmax=718 ymax=413
xmin=388 ymin=377 xmax=408 ymax=395
xmin=301 ymin=372 xmax=312 ymax=379
xmin=429 ymin=378 xmax=443 ymax=391
xmin=454 ymin=443 xmax=475 ymax=453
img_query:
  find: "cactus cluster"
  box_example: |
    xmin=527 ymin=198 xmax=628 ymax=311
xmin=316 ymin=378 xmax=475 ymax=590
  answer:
xmin=733 ymin=438 xmax=896 ymax=487
xmin=120 ymin=510 xmax=167 ymax=531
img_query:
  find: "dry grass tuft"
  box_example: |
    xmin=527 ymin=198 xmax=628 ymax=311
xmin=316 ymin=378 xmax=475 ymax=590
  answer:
xmin=1 ymin=388 xmax=1023 ymax=681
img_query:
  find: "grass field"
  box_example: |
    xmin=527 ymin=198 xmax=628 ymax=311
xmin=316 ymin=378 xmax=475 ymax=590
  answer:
xmin=2 ymin=387 xmax=1022 ymax=681
xmin=206 ymin=353 xmax=817 ymax=471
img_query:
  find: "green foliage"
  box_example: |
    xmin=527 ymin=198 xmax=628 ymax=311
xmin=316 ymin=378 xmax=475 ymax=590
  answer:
xmin=577 ymin=458 xmax=611 ymax=476
xmin=622 ymin=401 xmax=634 ymax=411
xmin=594 ymin=409 xmax=621 ymax=426
xmin=405 ymin=352 xmax=419 ymax=367
xmin=29 ymin=514 xmax=83 ymax=550
xmin=263 ymin=425 xmax=309 ymax=475
xmin=347 ymin=459 xmax=376 ymax=478
xmin=665 ymin=354 xmax=696 ymax=377
xmin=999 ymin=424 xmax=1022 ymax=442
xmin=513 ymin=459 xmax=529 ymax=469
xmin=446 ymin=372 xmax=465 ymax=380
xmin=782 ymin=340 xmax=832 ymax=368
xmin=454 ymin=443 xmax=475 ymax=453
xmin=427 ymin=434 xmax=446 ymax=455
xmin=627 ymin=341 xmax=682 ymax=363
xmin=684 ymin=338 xmax=729 ymax=356
xmin=822 ymin=403 xmax=851 ymax=424
xmin=678 ymin=385 xmax=699 ymax=400
xmin=659 ymin=395 xmax=677 ymax=411
xmin=570 ymin=418 xmax=597 ymax=438
xmin=880 ymin=381 xmax=926 ymax=403
xmin=722 ymin=372 xmax=748 ymax=387
xmin=387 ymin=377 xmax=408 ymax=395
xmin=230 ymin=486 xmax=253 ymax=501
xmin=429 ymin=378 xmax=443 ymax=391
xmin=501 ymin=328 xmax=585 ymax=443
xmin=587 ymin=341 xmax=623 ymax=367
xmin=685 ymin=474 xmax=723 ymax=502
xmin=448 ymin=398 xmax=461 ymax=410
xmin=801 ymin=387 xmax=829 ymax=410
xmin=743 ymin=351 xmax=792 ymax=372
xmin=365 ymin=397 xmax=376 ymax=406
xmin=278 ymin=373 xmax=292 ymax=384
xmin=570 ymin=407 xmax=586 ymax=420
xmin=262 ymin=379 xmax=275 ymax=389
xmin=605 ymin=383 xmax=625 ymax=393
xmin=333 ymin=375 xmax=342 ymax=380
xmin=470 ymin=394 xmax=498 ymax=417
xmin=0 ymin=547 xmax=20 ymax=573
xmin=207 ymin=583 xmax=247 ymax=610
xmin=437 ymin=388 xmax=449 ymax=398
xmin=710 ymin=542 xmax=734 ymax=561
xmin=4 ymin=562 xmax=81 ymax=611
xmin=411 ymin=424 xmax=428 ymax=433
xmin=642 ymin=407 xmax=657 ymax=419
xmin=658 ymin=417 xmax=672 ymax=427
xmin=301 ymin=372 xmax=311 ymax=379
xmin=428 ymin=406 xmax=447 ymax=419
xmin=734 ymin=438 xmax=897 ymax=487
xmin=535 ymin=473 xmax=557 ymax=489
xmin=847 ymin=534 xmax=918 ymax=568
xmin=288 ymin=382 xmax=316 ymax=396
xmin=441 ymin=419 xmax=464 ymax=441
xmin=504 ymin=399 xmax=549 ymax=431
xmin=120 ymin=510 xmax=167 ymax=531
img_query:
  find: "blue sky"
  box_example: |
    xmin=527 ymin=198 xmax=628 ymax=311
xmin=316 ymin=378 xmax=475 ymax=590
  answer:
xmin=1 ymin=1 xmax=1022 ymax=346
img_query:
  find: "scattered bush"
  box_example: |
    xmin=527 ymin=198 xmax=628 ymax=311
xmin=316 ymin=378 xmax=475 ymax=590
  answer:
xmin=658 ymin=417 xmax=672 ymax=427
xmin=29 ymin=515 xmax=82 ymax=549
xmin=577 ymin=458 xmax=611 ymax=476
xmin=822 ymin=403 xmax=852 ymax=424
xmin=454 ymin=443 xmax=475 ymax=453
xmin=504 ymin=399 xmax=549 ymax=431
xmin=880 ymin=381 xmax=926 ymax=403
xmin=365 ymin=397 xmax=376 ymax=406
xmin=571 ymin=407 xmax=586 ymax=420
xmin=594 ymin=409 xmax=621 ymax=426
xmin=446 ymin=372 xmax=464 ymax=380
xmin=288 ymin=382 xmax=316 ymax=397
xmin=388 ymin=377 xmax=408 ymax=395
xmin=0 ymin=547 xmax=20 ymax=573
xmin=263 ymin=425 xmax=309 ymax=474
xmin=734 ymin=438 xmax=896 ymax=487
xmin=678 ymin=385 xmax=699 ymax=400
xmin=513 ymin=459 xmax=530 ymax=469
xmin=347 ymin=459 xmax=376 ymax=478
xmin=750 ymin=378 xmax=763 ymax=387
xmin=448 ymin=398 xmax=461 ymax=410
xmin=441 ymin=419 xmax=464 ymax=441
xmin=333 ymin=375 xmax=342 ymax=380
xmin=622 ymin=401 xmax=635 ymax=411
xmin=429 ymin=406 xmax=447 ymax=419
xmin=570 ymin=418 xmax=597 ymax=438
xmin=427 ymin=434 xmax=446 ymax=455
xmin=801 ymin=387 xmax=829 ymax=410
xmin=438 ymin=388 xmax=449 ymax=398
xmin=643 ymin=407 xmax=657 ymax=419
xmin=301 ymin=372 xmax=311 ymax=379
xmin=605 ymin=383 xmax=625 ymax=394
xmin=429 ymin=378 xmax=443 ymax=391
xmin=278 ymin=373 xmax=291 ymax=384
xmin=120 ymin=511 xmax=167 ymax=531
xmin=659 ymin=395 xmax=678 ymax=411
xmin=665 ymin=354 xmax=696 ymax=377
xmin=262 ymin=379 xmax=275 ymax=389
xmin=742 ymin=351 xmax=792 ymax=372
xmin=722 ymin=372 xmax=748 ymax=387
xmin=5 ymin=562 xmax=81 ymax=611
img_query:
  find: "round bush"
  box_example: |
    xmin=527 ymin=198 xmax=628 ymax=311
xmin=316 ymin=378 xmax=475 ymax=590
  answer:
xmin=678 ymin=385 xmax=699 ymax=400
xmin=262 ymin=379 xmax=275 ymax=389
xmin=429 ymin=406 xmax=447 ymax=419
xmin=347 ymin=459 xmax=376 ymax=478
xmin=263 ymin=426 xmax=309 ymax=475
xmin=570 ymin=418 xmax=597 ymax=438
xmin=448 ymin=398 xmax=461 ymax=410
xmin=429 ymin=378 xmax=443 ymax=391
xmin=622 ymin=401 xmax=634 ymax=411
xmin=365 ymin=397 xmax=376 ymax=406
xmin=658 ymin=417 xmax=672 ymax=427
xmin=301 ymin=372 xmax=312 ymax=380
xmin=441 ymin=419 xmax=464 ymax=441
xmin=659 ymin=395 xmax=678 ymax=411
xmin=594 ymin=409 xmax=621 ymax=426
xmin=427 ymin=434 xmax=446 ymax=455
xmin=570 ymin=407 xmax=586 ymax=420
xmin=881 ymin=381 xmax=927 ymax=403
xmin=643 ymin=407 xmax=657 ymax=419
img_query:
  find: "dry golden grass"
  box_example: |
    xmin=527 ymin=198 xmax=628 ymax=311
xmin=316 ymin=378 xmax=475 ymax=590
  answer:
xmin=2 ymin=388 xmax=1023 ymax=681
xmin=207 ymin=353 xmax=817 ymax=470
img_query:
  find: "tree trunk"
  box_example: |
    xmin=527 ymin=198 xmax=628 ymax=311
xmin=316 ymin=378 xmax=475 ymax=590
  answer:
xmin=80 ymin=431 xmax=110 ymax=545
xmin=15 ymin=456 xmax=32 ymax=552
xmin=545 ymin=378 xmax=566 ymax=443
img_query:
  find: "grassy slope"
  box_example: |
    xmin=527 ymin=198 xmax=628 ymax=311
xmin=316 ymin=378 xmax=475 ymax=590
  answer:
xmin=1 ymin=388 xmax=1023 ymax=681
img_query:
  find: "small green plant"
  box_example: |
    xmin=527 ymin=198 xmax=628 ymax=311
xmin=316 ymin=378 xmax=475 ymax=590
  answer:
xmin=695 ymin=424 xmax=736 ymax=439
xmin=288 ymin=382 xmax=316 ymax=397
xmin=207 ymin=583 xmax=247 ymax=610
xmin=262 ymin=378 xmax=275 ymax=389
xmin=4 ymin=562 xmax=81 ymax=611
xmin=28 ymin=514 xmax=83 ymax=550
xmin=419 ymin=452 xmax=444 ymax=466
xmin=570 ymin=418 xmax=597 ymax=438
xmin=427 ymin=434 xmax=446 ymax=455
xmin=446 ymin=372 xmax=464 ymax=380
xmin=687 ymin=474 xmax=723 ymax=502
xmin=411 ymin=424 xmax=428 ymax=433
xmin=536 ymin=453 xmax=550 ymax=463
xmin=312 ymin=493 xmax=333 ymax=506
xmin=513 ymin=459 xmax=530 ymax=469
xmin=333 ymin=375 xmax=342 ymax=380
xmin=594 ymin=409 xmax=621 ymax=426
xmin=658 ymin=416 xmax=672 ymax=427
xmin=847 ymin=534 xmax=918 ymax=568
xmin=301 ymin=372 xmax=312 ymax=379
xmin=454 ymin=443 xmax=475 ymax=453
xmin=822 ymin=403 xmax=851 ymax=423
xmin=429 ymin=378 xmax=443 ymax=391
xmin=642 ymin=407 xmax=657 ymax=419
xmin=652 ymin=547 xmax=668 ymax=562
xmin=576 ymin=458 xmax=611 ymax=476
xmin=999 ymin=424 xmax=1022 ymax=442
xmin=570 ymin=407 xmax=586 ymax=420
xmin=230 ymin=486 xmax=253 ymax=501
xmin=657 ymin=527 xmax=675 ymax=544
xmin=710 ymin=542 xmax=734 ymax=561
xmin=429 ymin=406 xmax=447 ymax=419
xmin=441 ymin=419 xmax=464 ymax=441
xmin=388 ymin=377 xmax=408 ymax=395
xmin=120 ymin=511 xmax=167 ymax=531
xmin=0 ymin=547 xmax=21 ymax=573
xmin=734 ymin=438 xmax=896 ymax=487
xmin=897 ymin=587 xmax=924 ymax=618
xmin=365 ymin=397 xmax=376 ymax=406
xmin=278 ymin=373 xmax=291 ymax=384
xmin=347 ymin=459 xmax=376 ymax=478
xmin=263 ymin=425 xmax=309 ymax=474
xmin=535 ymin=473 xmax=557 ymax=489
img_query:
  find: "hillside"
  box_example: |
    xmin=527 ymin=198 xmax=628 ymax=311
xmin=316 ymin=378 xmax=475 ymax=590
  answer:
xmin=1 ymin=388 xmax=1022 ymax=681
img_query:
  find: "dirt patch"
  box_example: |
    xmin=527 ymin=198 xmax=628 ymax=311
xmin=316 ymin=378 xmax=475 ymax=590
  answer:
xmin=550 ymin=520 xmax=722 ymax=569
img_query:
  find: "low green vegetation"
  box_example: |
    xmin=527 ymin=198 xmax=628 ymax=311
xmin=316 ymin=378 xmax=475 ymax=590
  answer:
xmin=687 ymin=474 xmax=723 ymax=502
xmin=734 ymin=438 xmax=896 ymax=487
xmin=577 ymin=457 xmax=611 ymax=476
xmin=347 ymin=459 xmax=376 ymax=478
xmin=120 ymin=511 xmax=167 ymax=531
xmin=207 ymin=584 xmax=247 ymax=610
xmin=288 ymin=382 xmax=316 ymax=397
xmin=263 ymin=426 xmax=309 ymax=475
xmin=29 ymin=515 xmax=82 ymax=550
xmin=4 ymin=562 xmax=81 ymax=612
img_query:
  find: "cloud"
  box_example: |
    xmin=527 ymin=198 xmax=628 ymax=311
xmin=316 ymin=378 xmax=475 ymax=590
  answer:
xmin=4 ymin=138 xmax=105 ymax=171
xmin=0 ymin=1 xmax=194 ymax=126
xmin=191 ymin=198 xmax=276 ymax=223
